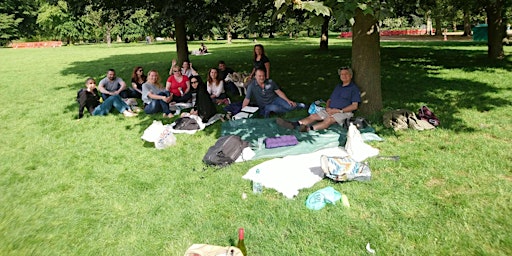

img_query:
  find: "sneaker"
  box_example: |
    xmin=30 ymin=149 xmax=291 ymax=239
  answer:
xmin=131 ymin=106 xmax=142 ymax=113
xmin=296 ymin=102 xmax=306 ymax=109
xmin=123 ymin=111 xmax=137 ymax=117
xmin=276 ymin=118 xmax=295 ymax=129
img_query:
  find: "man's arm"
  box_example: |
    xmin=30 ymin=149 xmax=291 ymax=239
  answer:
xmin=97 ymin=81 xmax=110 ymax=95
xmin=116 ymin=79 xmax=127 ymax=94
xmin=241 ymin=98 xmax=250 ymax=109
xmin=274 ymin=89 xmax=296 ymax=107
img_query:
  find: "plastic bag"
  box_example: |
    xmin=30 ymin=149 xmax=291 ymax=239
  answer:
xmin=345 ymin=123 xmax=379 ymax=162
xmin=155 ymin=126 xmax=176 ymax=149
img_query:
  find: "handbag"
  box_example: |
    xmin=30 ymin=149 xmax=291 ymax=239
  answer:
xmin=184 ymin=244 xmax=244 ymax=256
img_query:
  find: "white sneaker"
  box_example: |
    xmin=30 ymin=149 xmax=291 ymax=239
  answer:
xmin=123 ymin=111 xmax=137 ymax=117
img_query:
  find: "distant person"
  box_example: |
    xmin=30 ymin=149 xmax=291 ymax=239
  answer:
xmin=166 ymin=65 xmax=191 ymax=103
xmin=217 ymin=60 xmax=238 ymax=95
xmin=206 ymin=68 xmax=229 ymax=105
xmin=145 ymin=36 xmax=151 ymax=44
xmin=249 ymin=44 xmax=270 ymax=79
xmin=277 ymin=67 xmax=361 ymax=132
xmin=129 ymin=66 xmax=146 ymax=99
xmin=98 ymin=69 xmax=129 ymax=100
xmin=199 ymin=43 xmax=208 ymax=54
xmin=242 ymin=68 xmax=304 ymax=118
xmin=77 ymin=78 xmax=137 ymax=119
xmin=142 ymin=70 xmax=173 ymax=118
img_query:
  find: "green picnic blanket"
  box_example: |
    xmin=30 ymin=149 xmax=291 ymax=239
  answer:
xmin=221 ymin=118 xmax=348 ymax=160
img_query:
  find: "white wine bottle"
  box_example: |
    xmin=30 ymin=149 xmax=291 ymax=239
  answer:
xmin=237 ymin=227 xmax=247 ymax=256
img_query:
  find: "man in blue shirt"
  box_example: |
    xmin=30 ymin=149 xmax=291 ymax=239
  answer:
xmin=277 ymin=67 xmax=361 ymax=131
xmin=242 ymin=68 xmax=304 ymax=118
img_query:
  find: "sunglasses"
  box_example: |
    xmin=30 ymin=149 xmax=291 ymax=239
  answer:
xmin=173 ymin=70 xmax=180 ymax=73
xmin=191 ymin=81 xmax=198 ymax=84
xmin=138 ymin=69 xmax=143 ymax=72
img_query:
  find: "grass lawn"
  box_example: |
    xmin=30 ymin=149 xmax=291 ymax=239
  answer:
xmin=1 ymin=37 xmax=511 ymax=255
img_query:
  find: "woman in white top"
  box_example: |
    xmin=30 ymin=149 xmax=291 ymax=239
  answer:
xmin=206 ymin=68 xmax=229 ymax=105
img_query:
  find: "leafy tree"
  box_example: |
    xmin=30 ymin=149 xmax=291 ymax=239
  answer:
xmin=0 ymin=0 xmax=39 ymax=45
xmin=37 ymin=1 xmax=81 ymax=44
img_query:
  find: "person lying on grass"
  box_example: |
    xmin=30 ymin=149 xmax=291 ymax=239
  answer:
xmin=242 ymin=68 xmax=305 ymax=118
xmin=77 ymin=78 xmax=137 ymax=119
xmin=276 ymin=67 xmax=360 ymax=132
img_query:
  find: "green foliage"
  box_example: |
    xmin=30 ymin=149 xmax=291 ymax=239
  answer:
xmin=0 ymin=40 xmax=511 ymax=255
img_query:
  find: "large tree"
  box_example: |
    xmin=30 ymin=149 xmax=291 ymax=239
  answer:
xmin=276 ymin=0 xmax=385 ymax=115
xmin=484 ymin=0 xmax=506 ymax=59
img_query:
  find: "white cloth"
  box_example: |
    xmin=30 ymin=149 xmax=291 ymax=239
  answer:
xmin=242 ymin=147 xmax=348 ymax=199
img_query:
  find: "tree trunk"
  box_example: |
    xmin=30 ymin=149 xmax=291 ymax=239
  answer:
xmin=174 ymin=16 xmax=189 ymax=64
xmin=106 ymin=26 xmax=111 ymax=47
xmin=463 ymin=9 xmax=472 ymax=36
xmin=434 ymin=16 xmax=442 ymax=36
xmin=227 ymin=22 xmax=233 ymax=44
xmin=320 ymin=15 xmax=330 ymax=50
xmin=486 ymin=0 xmax=505 ymax=59
xmin=352 ymin=8 xmax=382 ymax=115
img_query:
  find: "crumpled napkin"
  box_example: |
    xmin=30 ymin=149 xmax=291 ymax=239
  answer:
xmin=305 ymin=186 xmax=342 ymax=210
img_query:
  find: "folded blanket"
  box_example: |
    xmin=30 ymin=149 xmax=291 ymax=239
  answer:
xmin=264 ymin=135 xmax=299 ymax=149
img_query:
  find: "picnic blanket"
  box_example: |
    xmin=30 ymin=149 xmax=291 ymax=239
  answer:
xmin=221 ymin=118 xmax=347 ymax=160
xmin=242 ymin=147 xmax=348 ymax=198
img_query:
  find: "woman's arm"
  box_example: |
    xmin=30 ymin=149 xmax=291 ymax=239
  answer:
xmin=132 ymin=82 xmax=142 ymax=94
xmin=264 ymin=62 xmax=270 ymax=79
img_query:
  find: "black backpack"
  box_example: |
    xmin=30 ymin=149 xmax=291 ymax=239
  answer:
xmin=203 ymin=135 xmax=249 ymax=166
xmin=173 ymin=117 xmax=200 ymax=130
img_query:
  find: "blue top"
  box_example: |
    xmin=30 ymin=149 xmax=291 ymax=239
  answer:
xmin=245 ymin=79 xmax=279 ymax=107
xmin=328 ymin=81 xmax=361 ymax=110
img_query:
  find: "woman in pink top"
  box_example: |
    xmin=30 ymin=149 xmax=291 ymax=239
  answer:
xmin=166 ymin=65 xmax=191 ymax=103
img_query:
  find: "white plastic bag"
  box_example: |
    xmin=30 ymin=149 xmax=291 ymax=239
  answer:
xmin=345 ymin=123 xmax=379 ymax=162
xmin=155 ymin=126 xmax=176 ymax=149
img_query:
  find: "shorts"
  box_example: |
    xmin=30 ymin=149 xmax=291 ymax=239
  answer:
xmin=317 ymin=109 xmax=353 ymax=124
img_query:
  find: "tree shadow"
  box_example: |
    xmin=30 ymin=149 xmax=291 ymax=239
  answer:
xmin=60 ymin=41 xmax=511 ymax=136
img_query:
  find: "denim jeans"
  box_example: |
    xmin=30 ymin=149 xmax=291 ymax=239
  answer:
xmin=101 ymin=90 xmax=129 ymax=101
xmin=144 ymin=92 xmax=171 ymax=115
xmin=92 ymin=95 xmax=130 ymax=116
xmin=261 ymin=97 xmax=301 ymax=118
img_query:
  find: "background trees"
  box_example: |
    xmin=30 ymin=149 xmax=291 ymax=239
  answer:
xmin=1 ymin=0 xmax=510 ymax=114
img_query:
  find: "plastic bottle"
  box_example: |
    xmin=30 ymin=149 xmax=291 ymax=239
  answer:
xmin=252 ymin=169 xmax=263 ymax=194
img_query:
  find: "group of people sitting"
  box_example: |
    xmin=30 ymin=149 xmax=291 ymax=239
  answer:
xmin=77 ymin=43 xmax=361 ymax=132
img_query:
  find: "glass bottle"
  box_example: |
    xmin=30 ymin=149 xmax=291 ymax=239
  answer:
xmin=237 ymin=227 xmax=247 ymax=256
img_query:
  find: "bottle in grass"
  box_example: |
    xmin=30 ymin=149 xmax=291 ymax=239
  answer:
xmin=237 ymin=227 xmax=247 ymax=256
xmin=252 ymin=169 xmax=263 ymax=194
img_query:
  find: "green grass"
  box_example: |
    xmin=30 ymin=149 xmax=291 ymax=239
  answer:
xmin=1 ymin=38 xmax=511 ymax=255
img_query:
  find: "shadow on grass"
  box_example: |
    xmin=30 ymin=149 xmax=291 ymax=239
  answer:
xmin=60 ymin=41 xmax=512 ymax=135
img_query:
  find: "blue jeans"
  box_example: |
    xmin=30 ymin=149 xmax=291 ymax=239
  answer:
xmin=101 ymin=90 xmax=129 ymax=101
xmin=144 ymin=92 xmax=171 ymax=115
xmin=92 ymin=95 xmax=130 ymax=116
xmin=261 ymin=97 xmax=300 ymax=118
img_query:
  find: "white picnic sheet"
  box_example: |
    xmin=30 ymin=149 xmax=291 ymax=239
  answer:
xmin=242 ymin=147 xmax=349 ymax=199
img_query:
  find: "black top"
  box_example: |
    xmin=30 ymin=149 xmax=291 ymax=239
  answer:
xmin=253 ymin=55 xmax=270 ymax=70
xmin=77 ymin=88 xmax=100 ymax=118
xmin=218 ymin=67 xmax=235 ymax=81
